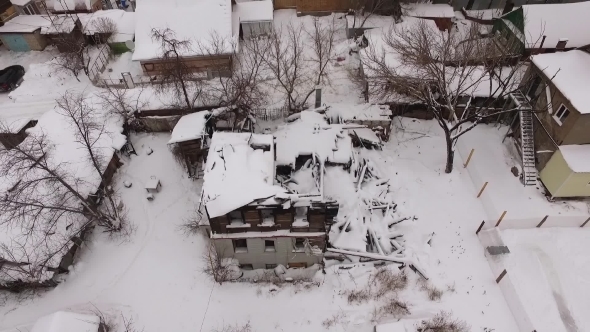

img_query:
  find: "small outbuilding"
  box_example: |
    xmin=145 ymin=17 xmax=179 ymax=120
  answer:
xmin=326 ymin=103 xmax=392 ymax=141
xmin=0 ymin=15 xmax=49 ymax=51
xmin=168 ymin=110 xmax=213 ymax=177
xmin=80 ymin=9 xmax=135 ymax=53
xmin=234 ymin=0 xmax=273 ymax=39
xmin=540 ymin=145 xmax=590 ymax=198
xmin=403 ymin=3 xmax=455 ymax=31
xmin=41 ymin=15 xmax=86 ymax=52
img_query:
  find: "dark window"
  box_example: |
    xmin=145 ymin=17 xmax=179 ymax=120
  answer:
xmin=228 ymin=210 xmax=243 ymax=223
xmin=240 ymin=264 xmax=253 ymax=270
xmin=554 ymin=104 xmax=570 ymax=125
xmin=233 ymin=239 xmax=247 ymax=253
xmin=527 ymin=75 xmax=542 ymax=100
xmin=264 ymin=240 xmax=275 ymax=252
xmin=143 ymin=63 xmax=154 ymax=71
xmin=294 ymin=238 xmax=306 ymax=251
xmin=266 ymin=264 xmax=277 ymax=269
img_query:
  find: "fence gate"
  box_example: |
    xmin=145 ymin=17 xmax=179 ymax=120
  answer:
xmin=122 ymin=72 xmax=135 ymax=89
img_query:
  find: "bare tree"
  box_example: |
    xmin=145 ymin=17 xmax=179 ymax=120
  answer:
xmin=351 ymin=0 xmax=406 ymax=33
xmin=202 ymin=241 xmax=238 ymax=285
xmin=0 ymin=92 xmax=128 ymax=285
xmin=263 ymin=23 xmax=309 ymax=111
xmin=197 ymin=33 xmax=268 ymax=129
xmin=48 ymin=16 xmax=91 ymax=82
xmin=91 ymin=17 xmax=117 ymax=44
xmin=151 ymin=28 xmax=203 ymax=111
xmin=361 ymin=19 xmax=542 ymax=173
xmin=301 ymin=17 xmax=337 ymax=106
xmin=56 ymin=91 xmax=127 ymax=231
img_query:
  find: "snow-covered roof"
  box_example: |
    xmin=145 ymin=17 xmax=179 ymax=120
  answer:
xmin=235 ymin=0 xmax=273 ymax=22
xmin=345 ymin=14 xmax=396 ymax=30
xmin=0 ymin=93 xmax=125 ymax=282
xmin=361 ymin=17 xmax=440 ymax=78
xmin=202 ymin=132 xmax=284 ymax=218
xmin=41 ymin=15 xmax=79 ymax=34
xmin=0 ymin=101 xmax=58 ymax=133
xmin=274 ymin=111 xmax=353 ymax=167
xmin=326 ymin=103 xmax=391 ymax=122
xmin=447 ymin=66 xmax=523 ymax=98
xmin=79 ymin=10 xmax=136 ymax=43
xmin=132 ymin=0 xmax=234 ymax=61
xmin=10 ymin=0 xmax=33 ymax=6
xmin=32 ymin=311 xmax=100 ymax=332
xmin=0 ymin=15 xmax=51 ymax=33
xmin=531 ymin=50 xmax=590 ymax=114
xmin=520 ymin=2 xmax=590 ymax=49
xmin=559 ymin=145 xmax=590 ymax=173
xmin=168 ymin=111 xmax=211 ymax=144
xmin=52 ymin=0 xmax=92 ymax=12
xmin=403 ymin=3 xmax=454 ymax=18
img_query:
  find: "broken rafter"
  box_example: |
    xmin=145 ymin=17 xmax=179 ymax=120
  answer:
xmin=327 ymin=248 xmax=429 ymax=280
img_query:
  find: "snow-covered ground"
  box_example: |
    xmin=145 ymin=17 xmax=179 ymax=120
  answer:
xmin=459 ymin=124 xmax=590 ymax=221
xmin=481 ymin=227 xmax=590 ymax=332
xmin=0 ymin=121 xmax=520 ymax=332
xmin=0 ymin=46 xmax=59 ymax=105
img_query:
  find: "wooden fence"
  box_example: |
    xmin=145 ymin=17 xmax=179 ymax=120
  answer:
xmin=251 ymin=107 xmax=290 ymax=121
xmin=87 ymin=45 xmax=111 ymax=84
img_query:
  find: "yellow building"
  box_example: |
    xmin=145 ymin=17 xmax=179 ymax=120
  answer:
xmin=540 ymin=145 xmax=590 ymax=198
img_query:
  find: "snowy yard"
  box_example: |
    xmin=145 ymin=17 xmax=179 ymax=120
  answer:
xmin=0 ymin=122 xmax=521 ymax=332
xmin=459 ymin=124 xmax=590 ymax=221
xmin=0 ymin=46 xmax=59 ymax=104
xmin=480 ymin=227 xmax=590 ymax=332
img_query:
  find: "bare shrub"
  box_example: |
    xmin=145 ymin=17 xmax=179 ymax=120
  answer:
xmin=91 ymin=17 xmax=117 ymax=44
xmin=371 ymin=268 xmax=408 ymax=296
xmin=322 ymin=312 xmax=347 ymax=329
xmin=419 ymin=280 xmax=443 ymax=301
xmin=212 ymin=322 xmax=251 ymax=332
xmin=371 ymin=296 xmax=411 ymax=322
xmin=416 ymin=311 xmax=469 ymax=332
xmin=202 ymin=241 xmax=238 ymax=284
xmin=347 ymin=288 xmax=372 ymax=304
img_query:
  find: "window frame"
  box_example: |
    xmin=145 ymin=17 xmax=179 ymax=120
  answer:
xmin=553 ymin=104 xmax=570 ymax=126
xmin=264 ymin=240 xmax=276 ymax=252
xmin=233 ymin=239 xmax=248 ymax=253
xmin=293 ymin=238 xmax=306 ymax=252
xmin=266 ymin=264 xmax=277 ymax=269
xmin=239 ymin=264 xmax=253 ymax=270
xmin=143 ymin=63 xmax=155 ymax=71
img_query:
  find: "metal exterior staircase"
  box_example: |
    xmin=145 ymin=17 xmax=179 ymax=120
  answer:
xmin=510 ymin=91 xmax=537 ymax=186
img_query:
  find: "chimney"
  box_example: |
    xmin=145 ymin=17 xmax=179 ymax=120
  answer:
xmin=556 ymin=38 xmax=569 ymax=51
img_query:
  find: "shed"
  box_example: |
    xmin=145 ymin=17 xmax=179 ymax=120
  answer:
xmin=326 ymin=103 xmax=392 ymax=141
xmin=80 ymin=9 xmax=135 ymax=53
xmin=31 ymin=311 xmax=101 ymax=332
xmin=168 ymin=110 xmax=212 ymax=177
xmin=0 ymin=118 xmax=37 ymax=149
xmin=41 ymin=15 xmax=86 ymax=52
xmin=540 ymin=145 xmax=590 ymax=198
xmin=234 ymin=0 xmax=273 ymax=38
xmin=0 ymin=15 xmax=49 ymax=51
xmin=403 ymin=3 xmax=454 ymax=31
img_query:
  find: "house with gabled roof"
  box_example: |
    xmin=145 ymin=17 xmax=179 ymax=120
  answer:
xmin=506 ymin=49 xmax=590 ymax=197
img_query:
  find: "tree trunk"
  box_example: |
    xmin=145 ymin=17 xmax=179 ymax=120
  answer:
xmin=444 ymin=130 xmax=454 ymax=174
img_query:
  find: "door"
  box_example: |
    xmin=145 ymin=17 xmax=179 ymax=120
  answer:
xmin=2 ymin=34 xmax=30 ymax=52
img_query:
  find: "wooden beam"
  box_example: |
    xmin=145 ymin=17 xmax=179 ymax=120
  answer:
xmin=495 ymin=211 xmax=507 ymax=227
xmin=477 ymin=182 xmax=489 ymax=198
xmin=581 ymin=217 xmax=590 ymax=228
xmin=536 ymin=215 xmax=548 ymax=228
xmin=496 ymin=269 xmax=507 ymax=283
xmin=463 ymin=148 xmax=475 ymax=168
xmin=476 ymin=221 xmax=486 ymax=235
